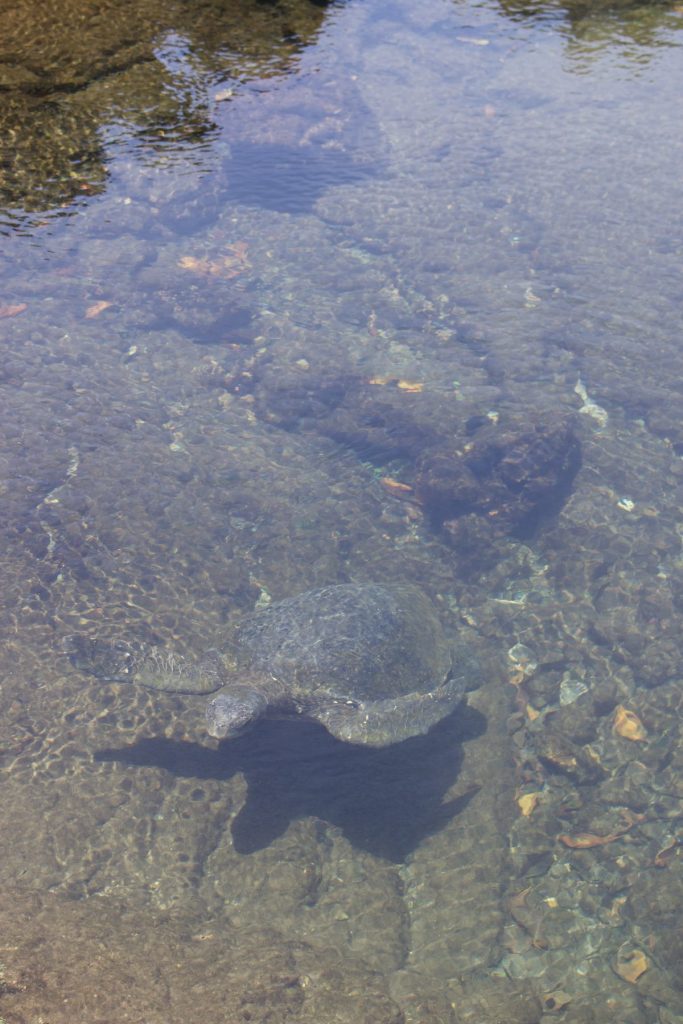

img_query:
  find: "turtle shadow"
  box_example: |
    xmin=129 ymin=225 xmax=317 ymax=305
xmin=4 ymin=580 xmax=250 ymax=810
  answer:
xmin=95 ymin=703 xmax=486 ymax=862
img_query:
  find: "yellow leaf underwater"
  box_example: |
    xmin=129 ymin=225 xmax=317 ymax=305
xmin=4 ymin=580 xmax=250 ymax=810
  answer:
xmin=178 ymin=242 xmax=250 ymax=280
xmin=558 ymin=831 xmax=624 ymax=849
xmin=613 ymin=705 xmax=647 ymax=742
xmin=654 ymin=837 xmax=679 ymax=868
xmin=0 ymin=302 xmax=27 ymax=318
xmin=614 ymin=946 xmax=650 ymax=984
xmin=379 ymin=476 xmax=413 ymax=496
xmin=368 ymin=376 xmax=424 ymax=392
xmin=517 ymin=792 xmax=540 ymax=817
xmin=85 ymin=300 xmax=112 ymax=318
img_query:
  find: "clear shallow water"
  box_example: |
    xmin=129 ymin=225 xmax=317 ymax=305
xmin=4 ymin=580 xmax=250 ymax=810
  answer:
xmin=1 ymin=0 xmax=682 ymax=1021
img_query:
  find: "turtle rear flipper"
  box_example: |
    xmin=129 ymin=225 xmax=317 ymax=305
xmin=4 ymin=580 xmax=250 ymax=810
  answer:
xmin=64 ymin=636 xmax=226 ymax=695
xmin=132 ymin=648 xmax=227 ymax=694
xmin=63 ymin=634 xmax=137 ymax=681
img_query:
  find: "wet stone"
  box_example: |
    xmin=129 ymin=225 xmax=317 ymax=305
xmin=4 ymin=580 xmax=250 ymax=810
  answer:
xmin=446 ymin=972 xmax=542 ymax=1024
xmin=635 ymin=637 xmax=681 ymax=688
xmin=535 ymin=732 xmax=605 ymax=784
xmin=416 ymin=410 xmax=581 ymax=539
xmin=256 ymin=370 xmax=443 ymax=460
xmin=542 ymin=697 xmax=601 ymax=747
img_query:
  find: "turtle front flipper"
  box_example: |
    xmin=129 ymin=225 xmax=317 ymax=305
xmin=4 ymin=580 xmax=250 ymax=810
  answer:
xmin=316 ymin=673 xmax=468 ymax=747
xmin=205 ymin=672 xmax=295 ymax=739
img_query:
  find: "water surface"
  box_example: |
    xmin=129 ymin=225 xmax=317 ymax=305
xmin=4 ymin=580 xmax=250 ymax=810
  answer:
xmin=1 ymin=0 xmax=682 ymax=1020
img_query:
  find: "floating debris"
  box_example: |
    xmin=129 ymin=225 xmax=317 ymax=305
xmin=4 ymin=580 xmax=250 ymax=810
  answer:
xmin=613 ymin=705 xmax=647 ymax=742
xmin=616 ymin=496 xmax=635 ymax=512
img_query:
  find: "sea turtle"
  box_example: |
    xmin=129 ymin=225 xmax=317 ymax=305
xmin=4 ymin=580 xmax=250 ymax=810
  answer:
xmin=67 ymin=582 xmax=479 ymax=747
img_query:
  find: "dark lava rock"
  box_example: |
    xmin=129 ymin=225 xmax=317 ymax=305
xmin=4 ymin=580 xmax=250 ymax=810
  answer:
xmin=416 ymin=411 xmax=581 ymax=539
xmin=255 ymin=373 xmax=443 ymax=461
xmin=249 ymin=365 xmax=580 ymax=556
xmin=535 ymin=730 xmax=605 ymax=784
xmin=635 ymin=637 xmax=681 ymax=688
xmin=590 ymin=573 xmax=683 ymax=688
xmin=135 ymin=263 xmax=255 ymax=344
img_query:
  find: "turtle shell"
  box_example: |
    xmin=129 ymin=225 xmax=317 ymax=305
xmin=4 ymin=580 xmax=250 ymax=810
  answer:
xmin=235 ymin=582 xmax=453 ymax=704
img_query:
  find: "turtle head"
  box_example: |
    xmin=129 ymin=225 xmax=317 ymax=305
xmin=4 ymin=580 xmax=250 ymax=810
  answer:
xmin=205 ymin=685 xmax=269 ymax=739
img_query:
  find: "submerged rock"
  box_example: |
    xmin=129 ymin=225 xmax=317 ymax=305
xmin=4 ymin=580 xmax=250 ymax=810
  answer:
xmin=246 ymin=364 xmax=581 ymax=551
xmin=416 ymin=411 xmax=581 ymax=540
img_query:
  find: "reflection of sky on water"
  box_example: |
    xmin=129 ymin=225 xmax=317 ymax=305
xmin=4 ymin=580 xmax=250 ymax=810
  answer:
xmin=493 ymin=0 xmax=683 ymax=68
xmin=0 ymin=0 xmax=340 ymax=224
xmin=1 ymin=0 xmax=679 ymax=227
